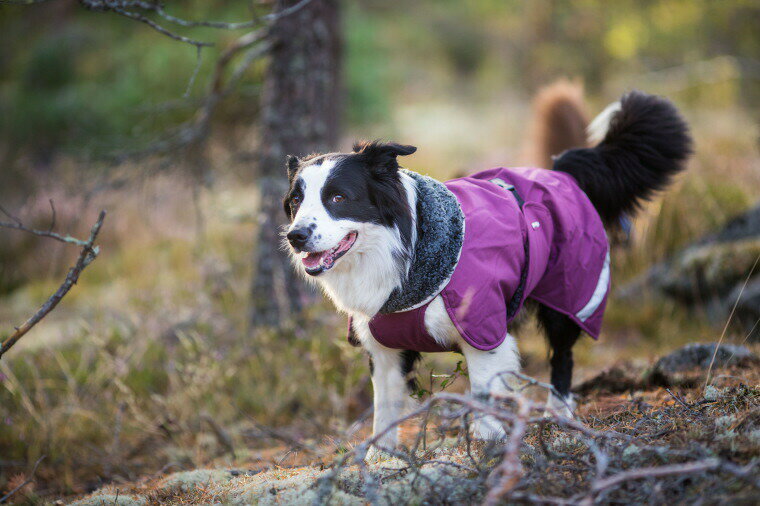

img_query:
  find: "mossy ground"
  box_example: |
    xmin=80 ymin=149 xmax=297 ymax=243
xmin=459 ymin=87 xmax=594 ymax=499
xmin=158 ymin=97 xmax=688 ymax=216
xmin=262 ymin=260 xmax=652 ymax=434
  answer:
xmin=57 ymin=357 xmax=758 ymax=505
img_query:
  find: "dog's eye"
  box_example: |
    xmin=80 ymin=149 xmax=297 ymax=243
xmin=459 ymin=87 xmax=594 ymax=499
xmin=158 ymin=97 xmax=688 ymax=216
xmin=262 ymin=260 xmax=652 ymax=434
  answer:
xmin=332 ymin=194 xmax=346 ymax=203
xmin=291 ymin=195 xmax=301 ymax=205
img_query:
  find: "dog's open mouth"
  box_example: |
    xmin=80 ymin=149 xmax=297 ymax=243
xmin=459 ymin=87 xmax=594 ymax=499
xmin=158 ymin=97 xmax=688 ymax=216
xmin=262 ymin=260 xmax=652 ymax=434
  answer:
xmin=301 ymin=232 xmax=358 ymax=275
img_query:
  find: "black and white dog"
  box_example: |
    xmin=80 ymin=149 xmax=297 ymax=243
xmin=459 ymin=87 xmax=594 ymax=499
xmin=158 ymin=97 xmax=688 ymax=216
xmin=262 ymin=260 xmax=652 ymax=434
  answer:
xmin=282 ymin=91 xmax=692 ymax=449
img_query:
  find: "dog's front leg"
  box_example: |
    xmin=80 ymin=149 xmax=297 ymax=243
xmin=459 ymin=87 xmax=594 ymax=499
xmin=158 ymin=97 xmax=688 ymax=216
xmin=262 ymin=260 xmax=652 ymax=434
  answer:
xmin=461 ymin=334 xmax=520 ymax=440
xmin=366 ymin=343 xmax=408 ymax=452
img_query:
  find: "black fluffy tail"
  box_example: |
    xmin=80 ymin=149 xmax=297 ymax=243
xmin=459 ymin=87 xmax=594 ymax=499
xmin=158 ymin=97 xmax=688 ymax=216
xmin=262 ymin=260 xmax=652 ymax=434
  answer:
xmin=553 ymin=91 xmax=693 ymax=226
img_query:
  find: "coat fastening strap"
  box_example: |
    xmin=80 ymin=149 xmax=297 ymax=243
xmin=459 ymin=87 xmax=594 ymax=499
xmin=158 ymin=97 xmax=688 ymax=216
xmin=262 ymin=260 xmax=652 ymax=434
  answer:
xmin=489 ymin=177 xmax=528 ymax=319
xmin=489 ymin=178 xmax=524 ymax=209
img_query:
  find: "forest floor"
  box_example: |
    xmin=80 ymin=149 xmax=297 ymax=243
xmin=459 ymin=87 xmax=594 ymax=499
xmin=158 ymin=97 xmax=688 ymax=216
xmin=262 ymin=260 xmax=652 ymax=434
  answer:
xmin=50 ymin=345 xmax=759 ymax=505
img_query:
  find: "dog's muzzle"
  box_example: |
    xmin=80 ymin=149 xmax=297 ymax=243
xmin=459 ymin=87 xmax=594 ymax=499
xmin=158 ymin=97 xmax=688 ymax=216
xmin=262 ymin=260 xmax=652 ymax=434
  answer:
xmin=287 ymin=226 xmax=311 ymax=251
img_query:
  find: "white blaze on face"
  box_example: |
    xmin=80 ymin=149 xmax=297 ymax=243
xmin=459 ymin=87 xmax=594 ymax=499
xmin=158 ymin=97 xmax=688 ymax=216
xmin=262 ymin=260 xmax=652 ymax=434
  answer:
xmin=288 ymin=159 xmax=359 ymax=256
xmin=289 ymin=159 xmax=332 ymax=242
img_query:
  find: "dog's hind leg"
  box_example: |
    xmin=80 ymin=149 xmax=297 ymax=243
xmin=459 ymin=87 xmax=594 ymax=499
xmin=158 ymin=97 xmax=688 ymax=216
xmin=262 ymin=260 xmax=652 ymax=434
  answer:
xmin=461 ymin=334 xmax=520 ymax=440
xmin=537 ymin=304 xmax=581 ymax=418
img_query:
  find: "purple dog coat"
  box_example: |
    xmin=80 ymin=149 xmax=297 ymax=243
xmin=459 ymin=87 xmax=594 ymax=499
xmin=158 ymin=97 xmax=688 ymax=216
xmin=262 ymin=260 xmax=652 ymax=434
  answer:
xmin=362 ymin=167 xmax=610 ymax=352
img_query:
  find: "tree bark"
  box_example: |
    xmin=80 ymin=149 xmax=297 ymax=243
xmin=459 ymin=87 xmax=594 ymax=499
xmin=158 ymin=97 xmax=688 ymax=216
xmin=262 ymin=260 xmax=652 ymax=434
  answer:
xmin=250 ymin=0 xmax=341 ymax=328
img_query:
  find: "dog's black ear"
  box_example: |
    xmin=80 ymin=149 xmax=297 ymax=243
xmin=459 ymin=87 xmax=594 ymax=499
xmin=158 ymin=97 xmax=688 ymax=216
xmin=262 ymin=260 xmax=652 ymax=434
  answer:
xmin=353 ymin=140 xmax=417 ymax=173
xmin=285 ymin=155 xmax=300 ymax=181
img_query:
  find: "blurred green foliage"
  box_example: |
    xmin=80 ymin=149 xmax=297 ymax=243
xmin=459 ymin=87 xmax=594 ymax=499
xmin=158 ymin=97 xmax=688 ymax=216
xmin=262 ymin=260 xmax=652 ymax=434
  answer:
xmin=2 ymin=0 xmax=757 ymax=166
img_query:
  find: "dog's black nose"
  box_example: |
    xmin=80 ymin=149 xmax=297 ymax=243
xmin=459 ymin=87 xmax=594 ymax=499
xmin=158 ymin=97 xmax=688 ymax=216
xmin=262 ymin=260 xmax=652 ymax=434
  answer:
xmin=287 ymin=227 xmax=311 ymax=248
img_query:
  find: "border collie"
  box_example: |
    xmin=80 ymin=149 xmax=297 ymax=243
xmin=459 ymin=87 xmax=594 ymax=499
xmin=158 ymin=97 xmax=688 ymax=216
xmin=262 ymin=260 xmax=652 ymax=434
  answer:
xmin=281 ymin=90 xmax=692 ymax=450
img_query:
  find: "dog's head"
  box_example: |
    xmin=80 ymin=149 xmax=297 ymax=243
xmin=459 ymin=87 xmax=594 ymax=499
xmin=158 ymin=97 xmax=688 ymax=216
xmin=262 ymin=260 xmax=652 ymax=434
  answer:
xmin=282 ymin=141 xmax=417 ymax=278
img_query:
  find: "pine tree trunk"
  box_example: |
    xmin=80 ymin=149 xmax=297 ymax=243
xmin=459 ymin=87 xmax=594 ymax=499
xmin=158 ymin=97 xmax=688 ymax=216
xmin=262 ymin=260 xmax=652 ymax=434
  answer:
xmin=249 ymin=0 xmax=341 ymax=328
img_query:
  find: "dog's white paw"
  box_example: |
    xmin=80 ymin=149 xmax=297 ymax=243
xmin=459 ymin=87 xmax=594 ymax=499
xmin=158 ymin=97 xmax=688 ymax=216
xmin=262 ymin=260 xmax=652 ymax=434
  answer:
xmin=544 ymin=393 xmax=576 ymax=419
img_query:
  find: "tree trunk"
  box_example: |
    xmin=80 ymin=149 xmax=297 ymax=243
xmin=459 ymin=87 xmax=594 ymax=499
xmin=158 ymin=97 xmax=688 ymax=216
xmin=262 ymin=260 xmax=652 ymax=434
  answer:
xmin=249 ymin=0 xmax=341 ymax=328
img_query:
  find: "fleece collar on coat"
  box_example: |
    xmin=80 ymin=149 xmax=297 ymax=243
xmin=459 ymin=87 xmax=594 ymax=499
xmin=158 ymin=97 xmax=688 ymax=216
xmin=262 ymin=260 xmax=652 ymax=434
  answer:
xmin=378 ymin=170 xmax=465 ymax=314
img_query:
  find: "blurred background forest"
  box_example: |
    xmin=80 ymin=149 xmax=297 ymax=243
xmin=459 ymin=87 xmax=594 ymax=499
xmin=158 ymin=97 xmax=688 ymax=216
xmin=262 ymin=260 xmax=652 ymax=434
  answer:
xmin=0 ymin=0 xmax=758 ymax=499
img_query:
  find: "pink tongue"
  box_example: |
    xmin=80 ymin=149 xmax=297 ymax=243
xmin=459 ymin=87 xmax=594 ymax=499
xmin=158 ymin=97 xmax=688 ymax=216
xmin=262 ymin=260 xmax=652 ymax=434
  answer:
xmin=302 ymin=252 xmax=327 ymax=269
xmin=301 ymin=233 xmax=356 ymax=270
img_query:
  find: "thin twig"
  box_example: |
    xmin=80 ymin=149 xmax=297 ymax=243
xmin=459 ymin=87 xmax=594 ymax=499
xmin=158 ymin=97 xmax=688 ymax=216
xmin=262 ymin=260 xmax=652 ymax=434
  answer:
xmin=0 ymin=455 xmax=45 ymax=504
xmin=183 ymin=45 xmax=203 ymax=98
xmin=153 ymin=0 xmax=315 ymax=29
xmin=0 ymin=218 xmax=91 ymax=247
xmin=0 ymin=0 xmax=53 ymax=4
xmin=0 ymin=205 xmax=22 ymax=225
xmin=110 ymin=7 xmax=213 ymax=48
xmin=704 ymin=252 xmax=760 ymax=389
xmin=47 ymin=199 xmax=56 ymax=233
xmin=483 ymin=396 xmax=530 ymax=505
xmin=588 ymin=458 xmax=721 ymax=496
xmin=0 ymin=211 xmax=106 ymax=359
xmin=665 ymin=388 xmax=696 ymax=414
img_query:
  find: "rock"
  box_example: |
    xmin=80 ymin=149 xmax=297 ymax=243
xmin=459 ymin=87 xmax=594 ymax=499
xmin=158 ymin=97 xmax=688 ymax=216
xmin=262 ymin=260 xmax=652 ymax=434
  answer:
xmin=731 ymin=277 xmax=760 ymax=342
xmin=69 ymin=494 xmax=147 ymax=506
xmin=575 ymin=344 xmax=758 ymax=391
xmin=657 ymin=238 xmax=760 ymax=303
xmin=617 ymin=204 xmax=760 ymax=339
xmin=653 ymin=343 xmax=755 ymax=372
xmin=648 ymin=343 xmax=757 ymax=387
xmin=157 ymin=469 xmax=234 ymax=493
xmin=709 ymin=203 xmax=760 ymax=243
xmin=573 ymin=362 xmax=645 ymax=395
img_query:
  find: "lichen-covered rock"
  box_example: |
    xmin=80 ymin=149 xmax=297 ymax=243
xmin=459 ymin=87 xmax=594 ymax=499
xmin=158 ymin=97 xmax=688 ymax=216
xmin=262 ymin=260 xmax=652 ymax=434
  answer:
xmin=222 ymin=466 xmax=365 ymax=505
xmin=618 ymin=204 xmax=760 ymax=339
xmin=157 ymin=469 xmax=233 ymax=493
xmin=658 ymin=238 xmax=760 ymax=301
xmin=550 ymin=432 xmax=588 ymax=453
xmin=731 ymin=277 xmax=760 ymax=342
xmin=648 ymin=343 xmax=757 ymax=387
xmin=69 ymin=494 xmax=148 ymax=506
xmin=574 ymin=362 xmax=645 ymax=394
xmin=654 ymin=343 xmax=755 ymax=372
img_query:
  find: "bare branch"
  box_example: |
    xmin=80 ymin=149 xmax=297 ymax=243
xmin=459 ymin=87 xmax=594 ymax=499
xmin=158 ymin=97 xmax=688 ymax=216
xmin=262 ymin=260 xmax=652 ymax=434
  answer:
xmin=0 ymin=205 xmax=22 ymax=225
xmin=0 ymin=210 xmax=106 ymax=360
xmin=111 ymin=39 xmax=270 ymax=161
xmin=107 ymin=7 xmax=213 ymax=48
xmin=47 ymin=199 xmax=56 ymax=233
xmin=483 ymin=396 xmax=530 ymax=505
xmin=183 ymin=45 xmax=203 ymax=98
xmin=588 ymin=458 xmax=721 ymax=496
xmin=2 ymin=0 xmax=314 ymax=162
xmin=0 ymin=0 xmax=55 ymax=4
xmin=0 ymin=455 xmax=45 ymax=504
xmin=1 ymin=216 xmax=92 ymax=247
xmin=153 ymin=0 xmax=315 ymax=29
